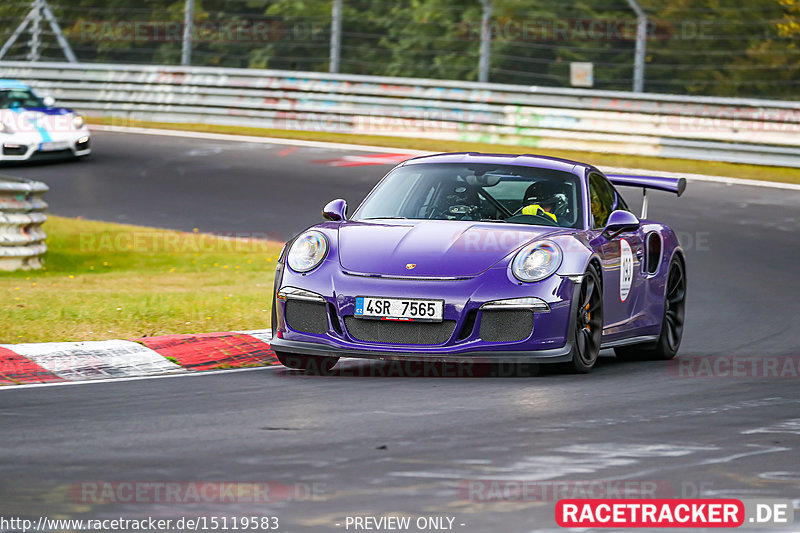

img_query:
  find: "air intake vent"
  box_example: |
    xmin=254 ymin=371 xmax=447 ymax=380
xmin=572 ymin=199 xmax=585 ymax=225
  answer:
xmin=344 ymin=317 xmax=456 ymax=345
xmin=479 ymin=310 xmax=534 ymax=342
xmin=285 ymin=300 xmax=328 ymax=334
xmin=2 ymin=145 xmax=26 ymax=156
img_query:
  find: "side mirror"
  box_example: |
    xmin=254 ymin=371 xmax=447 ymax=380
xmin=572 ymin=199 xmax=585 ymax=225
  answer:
xmin=322 ymin=199 xmax=347 ymax=221
xmin=604 ymin=210 xmax=640 ymax=238
xmin=42 ymin=96 xmax=55 ymax=107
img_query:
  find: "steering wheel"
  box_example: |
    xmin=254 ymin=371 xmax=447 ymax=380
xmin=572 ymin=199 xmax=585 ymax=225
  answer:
xmin=427 ymin=206 xmax=448 ymax=219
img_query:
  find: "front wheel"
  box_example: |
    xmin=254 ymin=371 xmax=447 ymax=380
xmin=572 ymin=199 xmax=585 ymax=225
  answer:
xmin=275 ymin=351 xmax=339 ymax=374
xmin=615 ymin=258 xmax=686 ymax=361
xmin=567 ymin=266 xmax=603 ymax=373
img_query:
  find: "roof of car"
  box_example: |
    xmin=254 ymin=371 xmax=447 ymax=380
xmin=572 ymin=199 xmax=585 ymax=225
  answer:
xmin=0 ymin=79 xmax=31 ymax=90
xmin=400 ymin=152 xmax=589 ymax=175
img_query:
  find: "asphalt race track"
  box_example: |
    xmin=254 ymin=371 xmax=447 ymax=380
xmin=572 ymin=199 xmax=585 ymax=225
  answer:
xmin=7 ymin=130 xmax=400 ymax=240
xmin=3 ymin=130 xmax=800 ymax=532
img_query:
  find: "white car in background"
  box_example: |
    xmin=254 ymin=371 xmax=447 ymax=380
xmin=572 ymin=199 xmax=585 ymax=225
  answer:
xmin=0 ymin=79 xmax=91 ymax=163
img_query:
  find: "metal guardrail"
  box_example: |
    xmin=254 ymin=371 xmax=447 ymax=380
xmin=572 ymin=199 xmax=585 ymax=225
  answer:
xmin=2 ymin=61 xmax=800 ymax=167
xmin=0 ymin=174 xmax=48 ymax=271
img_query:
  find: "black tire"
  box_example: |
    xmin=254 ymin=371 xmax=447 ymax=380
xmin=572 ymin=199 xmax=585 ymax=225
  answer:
xmin=275 ymin=351 xmax=339 ymax=374
xmin=567 ymin=265 xmax=603 ymax=373
xmin=615 ymin=258 xmax=686 ymax=361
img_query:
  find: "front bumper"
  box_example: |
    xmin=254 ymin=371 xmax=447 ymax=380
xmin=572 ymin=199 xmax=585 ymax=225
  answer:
xmin=0 ymin=130 xmax=91 ymax=162
xmin=272 ymin=256 xmax=581 ymax=364
xmin=269 ymin=337 xmax=574 ymax=364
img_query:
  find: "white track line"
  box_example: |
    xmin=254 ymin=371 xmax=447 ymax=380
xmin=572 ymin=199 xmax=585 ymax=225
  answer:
xmin=91 ymin=125 xmax=800 ymax=191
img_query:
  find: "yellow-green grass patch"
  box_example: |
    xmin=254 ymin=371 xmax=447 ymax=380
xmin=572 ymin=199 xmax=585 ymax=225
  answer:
xmin=0 ymin=216 xmax=283 ymax=344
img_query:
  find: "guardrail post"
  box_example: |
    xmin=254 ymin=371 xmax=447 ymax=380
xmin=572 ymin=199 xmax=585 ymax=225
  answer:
xmin=478 ymin=0 xmax=492 ymax=83
xmin=0 ymin=175 xmax=49 ymax=271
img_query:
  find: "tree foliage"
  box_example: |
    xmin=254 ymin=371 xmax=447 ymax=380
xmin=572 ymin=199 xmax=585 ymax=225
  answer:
xmin=0 ymin=0 xmax=797 ymax=98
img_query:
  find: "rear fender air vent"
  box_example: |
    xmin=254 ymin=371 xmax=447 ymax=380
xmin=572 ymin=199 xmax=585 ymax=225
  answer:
xmin=646 ymin=232 xmax=662 ymax=275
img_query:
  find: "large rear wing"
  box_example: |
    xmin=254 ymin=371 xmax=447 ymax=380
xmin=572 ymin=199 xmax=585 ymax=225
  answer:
xmin=606 ymin=174 xmax=687 ymax=218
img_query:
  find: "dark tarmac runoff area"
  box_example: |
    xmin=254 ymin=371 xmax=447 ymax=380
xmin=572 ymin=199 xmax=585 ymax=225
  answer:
xmin=4 ymin=129 xmax=800 ymax=532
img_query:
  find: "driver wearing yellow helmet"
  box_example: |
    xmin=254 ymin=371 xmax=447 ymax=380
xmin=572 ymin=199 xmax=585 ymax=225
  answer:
xmin=520 ymin=181 xmax=568 ymax=223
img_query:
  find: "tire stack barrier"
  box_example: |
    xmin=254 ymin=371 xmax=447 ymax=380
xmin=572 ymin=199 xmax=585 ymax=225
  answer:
xmin=0 ymin=174 xmax=48 ymax=271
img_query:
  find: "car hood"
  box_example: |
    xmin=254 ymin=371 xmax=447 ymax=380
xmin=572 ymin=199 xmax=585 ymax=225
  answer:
xmin=337 ymin=220 xmax=561 ymax=277
xmin=1 ymin=107 xmax=75 ymax=133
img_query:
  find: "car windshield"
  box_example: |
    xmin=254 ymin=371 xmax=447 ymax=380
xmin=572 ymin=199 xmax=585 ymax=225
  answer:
xmin=353 ymin=162 xmax=584 ymax=229
xmin=0 ymin=88 xmax=45 ymax=109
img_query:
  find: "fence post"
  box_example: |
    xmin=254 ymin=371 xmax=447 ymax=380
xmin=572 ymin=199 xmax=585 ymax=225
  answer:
xmin=478 ymin=0 xmax=492 ymax=83
xmin=181 ymin=0 xmax=195 ymax=66
xmin=330 ymin=0 xmax=343 ymax=73
xmin=625 ymin=0 xmax=647 ymax=92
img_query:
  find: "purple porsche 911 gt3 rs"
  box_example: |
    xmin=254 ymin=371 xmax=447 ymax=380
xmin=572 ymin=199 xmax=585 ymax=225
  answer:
xmin=270 ymin=153 xmax=687 ymax=373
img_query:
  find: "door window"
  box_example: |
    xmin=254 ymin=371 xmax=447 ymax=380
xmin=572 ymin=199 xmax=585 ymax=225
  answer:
xmin=588 ymin=173 xmax=617 ymax=228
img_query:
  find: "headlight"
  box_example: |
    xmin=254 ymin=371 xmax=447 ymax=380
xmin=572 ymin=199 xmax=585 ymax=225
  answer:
xmin=72 ymin=115 xmax=84 ymax=129
xmin=287 ymin=230 xmax=328 ymax=273
xmin=0 ymin=121 xmax=14 ymax=134
xmin=511 ymin=240 xmax=562 ymax=282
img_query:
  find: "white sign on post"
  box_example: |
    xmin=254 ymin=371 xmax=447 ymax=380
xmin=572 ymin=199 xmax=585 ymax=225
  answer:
xmin=570 ymin=62 xmax=594 ymax=87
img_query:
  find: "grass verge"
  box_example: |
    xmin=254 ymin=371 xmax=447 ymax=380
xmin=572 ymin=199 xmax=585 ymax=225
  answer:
xmin=88 ymin=117 xmax=800 ymax=185
xmin=0 ymin=216 xmax=282 ymax=344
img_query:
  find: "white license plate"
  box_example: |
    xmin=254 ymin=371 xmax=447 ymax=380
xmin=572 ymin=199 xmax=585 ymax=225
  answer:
xmin=38 ymin=141 xmax=69 ymax=152
xmin=355 ymin=296 xmax=443 ymax=322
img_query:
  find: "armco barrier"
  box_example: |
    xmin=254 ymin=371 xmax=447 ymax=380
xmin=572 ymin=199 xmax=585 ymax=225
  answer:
xmin=0 ymin=175 xmax=48 ymax=271
xmin=2 ymin=61 xmax=799 ymax=167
